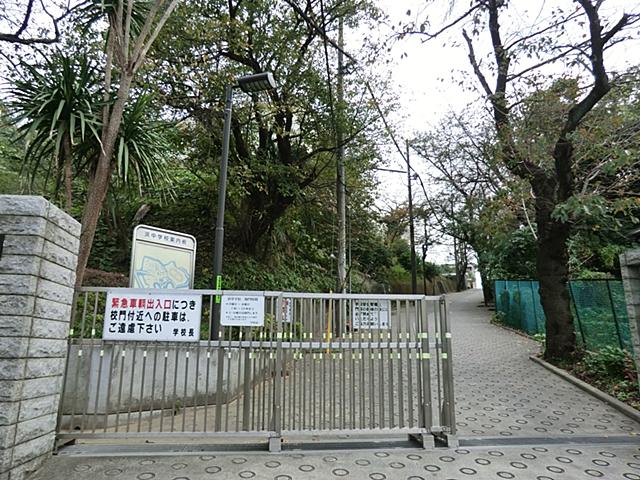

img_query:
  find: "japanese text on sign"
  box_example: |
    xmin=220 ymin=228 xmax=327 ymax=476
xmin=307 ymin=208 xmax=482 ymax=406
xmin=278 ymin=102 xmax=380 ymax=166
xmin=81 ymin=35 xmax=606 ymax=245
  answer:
xmin=103 ymin=290 xmax=202 ymax=341
xmin=352 ymin=300 xmax=390 ymax=330
xmin=221 ymin=295 xmax=265 ymax=327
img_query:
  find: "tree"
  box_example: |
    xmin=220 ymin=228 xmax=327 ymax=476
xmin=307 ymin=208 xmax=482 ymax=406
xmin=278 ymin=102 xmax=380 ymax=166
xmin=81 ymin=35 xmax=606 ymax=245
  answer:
xmin=0 ymin=0 xmax=75 ymax=46
xmin=415 ymin=0 xmax=638 ymax=359
xmin=146 ymin=0 xmax=385 ymax=256
xmin=75 ymin=0 xmax=179 ymax=287
xmin=8 ymin=51 xmax=101 ymax=211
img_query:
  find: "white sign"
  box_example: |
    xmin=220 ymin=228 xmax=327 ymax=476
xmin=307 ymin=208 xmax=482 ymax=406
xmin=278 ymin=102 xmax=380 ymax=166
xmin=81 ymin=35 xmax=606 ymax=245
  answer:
xmin=103 ymin=290 xmax=202 ymax=342
xmin=282 ymin=298 xmax=293 ymax=323
xmin=221 ymin=295 xmax=265 ymax=327
xmin=130 ymin=225 xmax=197 ymax=289
xmin=352 ymin=300 xmax=390 ymax=329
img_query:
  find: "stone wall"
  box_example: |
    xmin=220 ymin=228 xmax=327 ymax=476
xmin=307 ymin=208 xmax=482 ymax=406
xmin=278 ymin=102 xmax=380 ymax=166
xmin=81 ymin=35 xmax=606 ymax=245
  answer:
xmin=620 ymin=249 xmax=640 ymax=388
xmin=0 ymin=196 xmax=80 ymax=480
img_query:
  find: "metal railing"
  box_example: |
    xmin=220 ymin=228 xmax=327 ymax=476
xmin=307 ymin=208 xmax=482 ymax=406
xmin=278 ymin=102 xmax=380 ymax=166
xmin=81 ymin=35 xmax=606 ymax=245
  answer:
xmin=57 ymin=288 xmax=456 ymax=449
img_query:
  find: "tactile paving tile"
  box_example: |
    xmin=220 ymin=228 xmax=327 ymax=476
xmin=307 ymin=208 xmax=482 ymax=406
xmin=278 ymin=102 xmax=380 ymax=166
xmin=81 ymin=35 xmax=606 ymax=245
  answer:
xmin=32 ymin=445 xmax=640 ymax=479
xmin=448 ymin=292 xmax=640 ymax=438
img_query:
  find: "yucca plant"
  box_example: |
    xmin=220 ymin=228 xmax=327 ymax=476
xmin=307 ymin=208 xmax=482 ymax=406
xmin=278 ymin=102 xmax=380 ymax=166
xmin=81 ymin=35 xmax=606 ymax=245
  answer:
xmin=8 ymin=51 xmax=102 ymax=211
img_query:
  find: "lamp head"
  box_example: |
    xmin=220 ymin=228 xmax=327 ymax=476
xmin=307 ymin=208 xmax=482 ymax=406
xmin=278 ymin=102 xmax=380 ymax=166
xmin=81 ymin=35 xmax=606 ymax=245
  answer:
xmin=237 ymin=72 xmax=276 ymax=93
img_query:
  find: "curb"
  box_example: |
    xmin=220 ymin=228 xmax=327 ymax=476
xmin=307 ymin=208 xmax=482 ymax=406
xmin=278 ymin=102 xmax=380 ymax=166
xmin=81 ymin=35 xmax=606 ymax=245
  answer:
xmin=529 ymin=355 xmax=640 ymax=424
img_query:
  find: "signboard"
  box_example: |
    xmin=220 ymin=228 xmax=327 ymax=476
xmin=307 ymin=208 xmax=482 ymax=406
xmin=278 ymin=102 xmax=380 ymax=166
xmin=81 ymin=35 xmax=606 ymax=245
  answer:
xmin=282 ymin=298 xmax=293 ymax=323
xmin=103 ymin=290 xmax=202 ymax=342
xmin=352 ymin=300 xmax=390 ymax=329
xmin=221 ymin=295 xmax=265 ymax=327
xmin=130 ymin=225 xmax=196 ymax=289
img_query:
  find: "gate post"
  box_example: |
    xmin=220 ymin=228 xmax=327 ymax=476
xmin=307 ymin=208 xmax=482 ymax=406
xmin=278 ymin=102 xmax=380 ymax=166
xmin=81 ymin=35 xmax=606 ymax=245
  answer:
xmin=439 ymin=296 xmax=458 ymax=447
xmin=620 ymin=250 xmax=640 ymax=388
xmin=0 ymin=196 xmax=80 ymax=479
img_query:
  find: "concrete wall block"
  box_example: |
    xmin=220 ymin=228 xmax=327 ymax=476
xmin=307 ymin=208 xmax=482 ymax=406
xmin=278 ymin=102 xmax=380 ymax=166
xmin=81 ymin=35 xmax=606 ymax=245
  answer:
xmin=0 ymin=196 xmax=48 ymax=217
xmin=5 ymin=453 xmax=47 ymax=480
xmin=20 ymin=376 xmax=62 ymax=400
xmin=34 ymin=279 xmax=74 ymax=304
xmin=17 ymin=396 xmax=58 ymax=423
xmin=29 ymin=318 xmax=68 ymax=340
xmin=0 ymin=256 xmax=40 ymax=277
xmin=0 ymin=317 xmax=32 ymax=338
xmin=42 ymin=222 xmax=80 ymax=254
xmin=0 ymin=216 xmax=46 ymax=237
xmin=0 ymin=338 xmax=28 ymax=359
xmin=45 ymin=203 xmax=81 ymax=237
xmin=25 ymin=357 xmax=66 ymax=379
xmin=42 ymin=240 xmax=77 ymax=271
xmin=26 ymin=339 xmax=67 ymax=359
xmin=0 ymin=424 xmax=16 ymax=451
xmin=10 ymin=432 xmax=54 ymax=470
xmin=0 ymin=296 xmax=35 ymax=317
xmin=0 ymin=235 xmax=44 ymax=257
xmin=13 ymin=413 xmax=56 ymax=445
xmin=0 ymin=359 xmax=26 ymax=380
xmin=0 ymin=401 xmax=19 ymax=426
xmin=33 ymin=297 xmax=71 ymax=323
xmin=621 ymin=250 xmax=640 ymax=267
xmin=0 ymin=380 xmax=20 ymax=403
xmin=38 ymin=260 xmax=74 ymax=288
xmin=0 ymin=275 xmax=38 ymax=296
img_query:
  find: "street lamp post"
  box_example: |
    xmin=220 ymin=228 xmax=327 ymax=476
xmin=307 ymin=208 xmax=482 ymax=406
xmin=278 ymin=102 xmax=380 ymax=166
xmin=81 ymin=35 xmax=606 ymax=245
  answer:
xmin=211 ymin=72 xmax=276 ymax=340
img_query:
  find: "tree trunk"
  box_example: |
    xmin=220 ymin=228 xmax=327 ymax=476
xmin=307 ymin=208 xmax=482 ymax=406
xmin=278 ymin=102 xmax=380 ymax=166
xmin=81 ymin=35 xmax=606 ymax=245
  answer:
xmin=62 ymin=130 xmax=73 ymax=212
xmin=533 ymin=183 xmax=575 ymax=360
xmin=75 ymin=75 xmax=133 ymax=287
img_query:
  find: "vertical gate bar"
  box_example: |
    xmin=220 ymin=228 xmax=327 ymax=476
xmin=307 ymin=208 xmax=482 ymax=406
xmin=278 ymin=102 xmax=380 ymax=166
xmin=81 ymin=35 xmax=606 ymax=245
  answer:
xmin=266 ymin=297 xmax=275 ymax=431
xmin=368 ymin=308 xmax=375 ymax=430
xmin=235 ymin=328 xmax=243 ymax=432
xmin=433 ymin=300 xmax=442 ymax=423
xmin=103 ymin=340 xmax=116 ymax=434
xmin=170 ymin=347 xmax=180 ymax=432
xmin=302 ymin=299 xmax=308 ymax=430
xmin=136 ymin=347 xmax=148 ymax=432
xmin=79 ymin=293 xmax=99 ymax=431
xmin=214 ymin=321 xmax=225 ymax=432
xmin=312 ymin=300 xmax=317 ymax=430
xmin=159 ymin=350 xmax=169 ymax=432
xmin=377 ymin=302 xmax=384 ymax=428
xmin=181 ymin=350 xmax=190 ymax=431
xmin=406 ymin=300 xmax=415 ymax=428
xmin=349 ymin=298 xmax=356 ymax=429
xmin=125 ymin=346 xmax=138 ymax=433
xmin=441 ymin=297 xmax=456 ymax=435
xmin=396 ymin=300 xmax=405 ymax=428
xmin=114 ymin=346 xmax=127 ymax=432
xmin=388 ymin=301 xmax=396 ymax=429
xmin=420 ymin=298 xmax=433 ymax=431
xmin=257 ymin=306 xmax=266 ymax=431
xmin=193 ymin=340 xmax=202 ymax=432
xmin=242 ymin=326 xmax=253 ymax=431
xmin=57 ymin=291 xmax=80 ymax=437
xmin=358 ymin=303 xmax=365 ymax=429
xmin=204 ymin=296 xmax=213 ymax=432
xmin=321 ymin=299 xmax=327 ymax=429
xmin=224 ymin=327 xmax=233 ymax=431
xmin=90 ymin=338 xmax=105 ymax=432
xmin=330 ymin=298 xmax=335 ymax=430
xmin=272 ymin=294 xmax=284 ymax=441
xmin=340 ymin=297 xmax=346 ymax=430
xmin=149 ymin=343 xmax=159 ymax=432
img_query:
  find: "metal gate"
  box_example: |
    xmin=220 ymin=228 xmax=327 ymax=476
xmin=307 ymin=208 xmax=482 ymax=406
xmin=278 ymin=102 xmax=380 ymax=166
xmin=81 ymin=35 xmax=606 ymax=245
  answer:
xmin=57 ymin=289 xmax=456 ymax=450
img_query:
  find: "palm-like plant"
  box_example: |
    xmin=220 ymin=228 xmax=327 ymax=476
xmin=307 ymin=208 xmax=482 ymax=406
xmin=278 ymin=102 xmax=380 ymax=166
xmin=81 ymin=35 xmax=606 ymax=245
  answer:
xmin=8 ymin=51 xmax=102 ymax=211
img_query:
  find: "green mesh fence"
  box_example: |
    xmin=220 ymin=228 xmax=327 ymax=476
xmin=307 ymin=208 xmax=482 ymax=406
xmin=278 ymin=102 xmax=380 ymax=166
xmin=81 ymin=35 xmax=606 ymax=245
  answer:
xmin=494 ymin=279 xmax=632 ymax=352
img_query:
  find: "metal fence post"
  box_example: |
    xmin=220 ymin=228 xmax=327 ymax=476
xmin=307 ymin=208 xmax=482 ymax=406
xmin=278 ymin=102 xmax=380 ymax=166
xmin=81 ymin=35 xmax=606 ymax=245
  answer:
xmin=418 ymin=297 xmax=432 ymax=448
xmin=569 ymin=282 xmax=587 ymax=347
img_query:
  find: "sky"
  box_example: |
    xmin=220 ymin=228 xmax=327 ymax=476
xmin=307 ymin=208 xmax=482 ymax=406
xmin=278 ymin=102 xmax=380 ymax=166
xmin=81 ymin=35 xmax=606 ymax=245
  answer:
xmin=364 ymin=0 xmax=640 ymax=265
